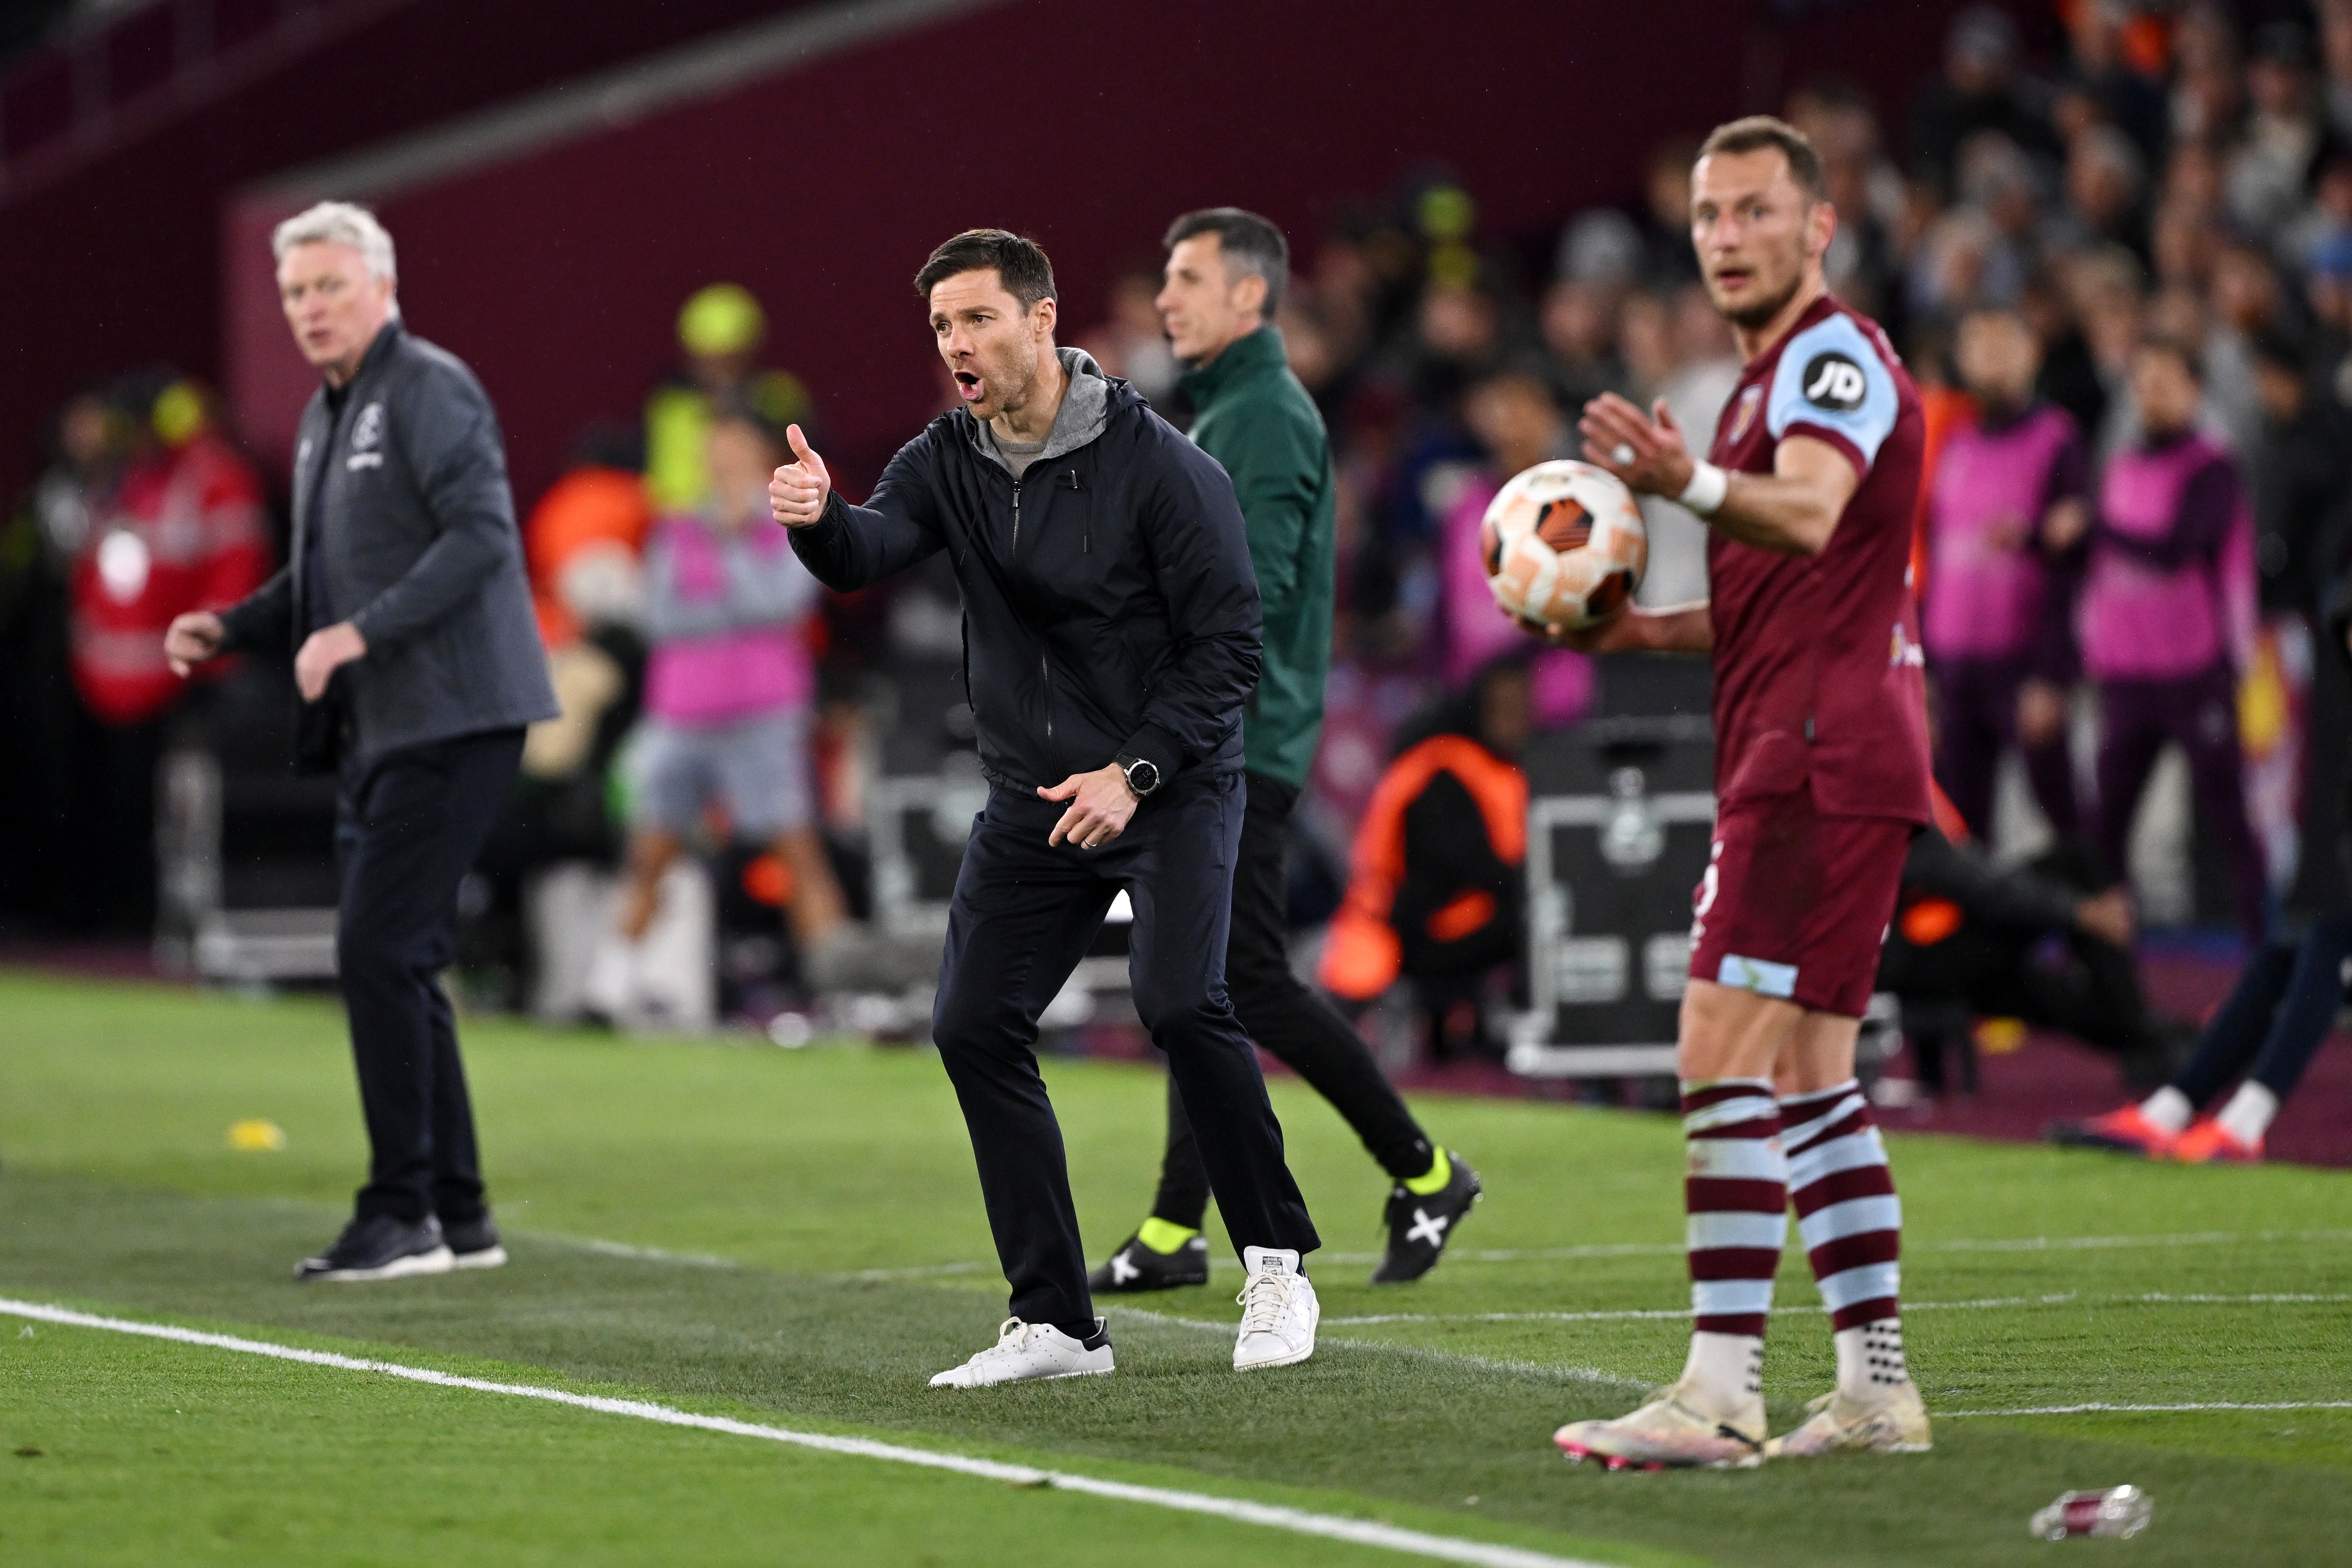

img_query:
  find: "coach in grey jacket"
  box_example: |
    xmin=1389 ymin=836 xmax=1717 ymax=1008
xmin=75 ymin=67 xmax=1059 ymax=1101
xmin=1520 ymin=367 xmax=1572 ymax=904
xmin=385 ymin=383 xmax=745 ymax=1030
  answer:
xmin=169 ymin=201 xmax=556 ymax=1284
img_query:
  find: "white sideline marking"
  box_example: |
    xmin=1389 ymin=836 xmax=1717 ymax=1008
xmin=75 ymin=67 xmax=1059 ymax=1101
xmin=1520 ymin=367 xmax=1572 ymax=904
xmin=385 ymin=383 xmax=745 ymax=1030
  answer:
xmin=1328 ymin=1228 xmax=2352 ymax=1269
xmin=0 ymin=1297 xmax=1616 ymax=1568
xmin=532 ymin=1228 xmax=2352 ymax=1286
xmin=577 ymin=1239 xmax=735 ymax=1269
xmin=1096 ymin=1307 xmax=1646 ymax=1390
xmin=1945 ymin=1400 xmax=2352 ymax=1418
xmin=1303 ymin=1291 xmax=2352 ymax=1329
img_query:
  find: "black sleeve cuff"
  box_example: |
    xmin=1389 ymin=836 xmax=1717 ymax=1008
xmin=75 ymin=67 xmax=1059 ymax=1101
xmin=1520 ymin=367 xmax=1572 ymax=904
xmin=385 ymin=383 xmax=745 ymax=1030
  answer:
xmin=1118 ymin=723 xmax=1183 ymax=788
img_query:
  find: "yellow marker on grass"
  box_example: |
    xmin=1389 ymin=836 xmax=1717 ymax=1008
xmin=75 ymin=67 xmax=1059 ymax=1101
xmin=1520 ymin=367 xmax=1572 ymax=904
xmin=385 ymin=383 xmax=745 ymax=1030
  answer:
xmin=227 ymin=1119 xmax=286 ymax=1152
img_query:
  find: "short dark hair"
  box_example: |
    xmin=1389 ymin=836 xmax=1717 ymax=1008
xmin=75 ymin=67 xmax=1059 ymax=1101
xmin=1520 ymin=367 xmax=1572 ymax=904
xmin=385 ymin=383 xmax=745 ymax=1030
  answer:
xmin=2250 ymin=328 xmax=2310 ymax=377
xmin=2135 ymin=332 xmax=2204 ymax=384
xmin=706 ymin=395 xmax=783 ymax=450
xmin=913 ymin=228 xmax=1057 ymax=312
xmin=1163 ymin=207 xmax=1289 ymax=318
xmin=1696 ymin=114 xmax=1827 ymax=203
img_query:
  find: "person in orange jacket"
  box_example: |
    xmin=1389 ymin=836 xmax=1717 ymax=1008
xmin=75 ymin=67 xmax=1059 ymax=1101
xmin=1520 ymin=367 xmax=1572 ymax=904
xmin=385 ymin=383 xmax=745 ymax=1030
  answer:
xmin=1321 ymin=658 xmax=1531 ymax=1060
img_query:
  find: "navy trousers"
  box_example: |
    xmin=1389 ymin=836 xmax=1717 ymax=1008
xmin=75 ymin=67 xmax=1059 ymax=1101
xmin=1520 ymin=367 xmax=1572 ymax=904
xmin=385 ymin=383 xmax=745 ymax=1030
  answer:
xmin=336 ymin=727 xmax=523 ymax=1226
xmin=931 ymin=770 xmax=1320 ymax=1332
xmin=2173 ymin=910 xmax=2352 ymax=1109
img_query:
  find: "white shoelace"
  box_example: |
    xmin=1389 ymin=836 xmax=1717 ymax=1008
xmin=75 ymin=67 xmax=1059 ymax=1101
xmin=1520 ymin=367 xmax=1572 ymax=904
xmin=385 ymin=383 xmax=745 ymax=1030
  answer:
xmin=1237 ymin=1272 xmax=1300 ymax=1336
xmin=969 ymin=1317 xmax=1038 ymax=1364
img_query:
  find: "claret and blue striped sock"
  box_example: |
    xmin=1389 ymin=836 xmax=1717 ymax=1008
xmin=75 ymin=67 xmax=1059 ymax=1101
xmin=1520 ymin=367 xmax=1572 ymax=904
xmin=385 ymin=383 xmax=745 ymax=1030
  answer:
xmin=1780 ymin=1079 xmax=1910 ymax=1397
xmin=1676 ymin=1078 xmax=1787 ymax=1416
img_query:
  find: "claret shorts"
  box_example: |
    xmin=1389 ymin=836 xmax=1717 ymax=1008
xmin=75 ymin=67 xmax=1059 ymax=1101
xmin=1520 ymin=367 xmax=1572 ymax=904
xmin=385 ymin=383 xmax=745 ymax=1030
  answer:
xmin=1686 ymin=787 xmax=1915 ymax=1020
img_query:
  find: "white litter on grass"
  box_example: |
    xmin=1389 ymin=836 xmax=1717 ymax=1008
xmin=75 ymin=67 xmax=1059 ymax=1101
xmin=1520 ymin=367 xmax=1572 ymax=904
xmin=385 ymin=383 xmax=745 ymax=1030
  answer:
xmin=0 ymin=1296 xmax=1622 ymax=1568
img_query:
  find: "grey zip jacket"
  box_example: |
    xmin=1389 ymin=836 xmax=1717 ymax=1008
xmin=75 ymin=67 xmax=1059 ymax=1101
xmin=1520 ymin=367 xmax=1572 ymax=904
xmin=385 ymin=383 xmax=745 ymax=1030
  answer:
xmin=219 ymin=320 xmax=558 ymax=765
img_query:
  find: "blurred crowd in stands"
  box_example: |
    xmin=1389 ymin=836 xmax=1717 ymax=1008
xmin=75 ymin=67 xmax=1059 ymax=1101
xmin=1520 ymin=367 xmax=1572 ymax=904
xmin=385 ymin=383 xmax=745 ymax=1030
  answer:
xmin=8 ymin=3 xmax=2352 ymax=1089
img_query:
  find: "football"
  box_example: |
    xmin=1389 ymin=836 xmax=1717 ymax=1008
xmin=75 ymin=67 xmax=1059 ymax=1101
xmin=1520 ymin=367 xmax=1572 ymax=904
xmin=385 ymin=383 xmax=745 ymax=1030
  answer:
xmin=1479 ymin=459 xmax=1648 ymax=633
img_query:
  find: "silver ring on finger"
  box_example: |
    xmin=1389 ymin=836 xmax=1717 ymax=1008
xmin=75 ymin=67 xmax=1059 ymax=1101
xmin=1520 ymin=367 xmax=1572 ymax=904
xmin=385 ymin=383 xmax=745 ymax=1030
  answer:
xmin=1611 ymin=443 xmax=1636 ymax=466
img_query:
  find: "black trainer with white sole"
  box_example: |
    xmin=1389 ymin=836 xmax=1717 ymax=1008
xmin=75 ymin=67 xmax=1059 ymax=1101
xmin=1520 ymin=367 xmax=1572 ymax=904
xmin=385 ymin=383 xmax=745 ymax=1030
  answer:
xmin=293 ymin=1215 xmax=455 ymax=1282
xmin=441 ymin=1214 xmax=508 ymax=1270
xmin=1087 ymin=1231 xmax=1210 ymax=1293
xmin=1371 ymin=1151 xmax=1483 ymax=1284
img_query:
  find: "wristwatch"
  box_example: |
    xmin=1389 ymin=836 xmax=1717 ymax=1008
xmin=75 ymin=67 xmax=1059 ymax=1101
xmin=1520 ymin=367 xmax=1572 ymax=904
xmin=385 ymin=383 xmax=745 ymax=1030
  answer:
xmin=1114 ymin=753 xmax=1162 ymax=799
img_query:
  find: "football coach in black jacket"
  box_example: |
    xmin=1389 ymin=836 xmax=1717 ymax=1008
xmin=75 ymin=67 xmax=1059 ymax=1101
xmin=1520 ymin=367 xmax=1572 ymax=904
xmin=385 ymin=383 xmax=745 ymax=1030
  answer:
xmin=771 ymin=230 xmax=1321 ymax=1387
xmin=168 ymin=201 xmax=556 ymax=1283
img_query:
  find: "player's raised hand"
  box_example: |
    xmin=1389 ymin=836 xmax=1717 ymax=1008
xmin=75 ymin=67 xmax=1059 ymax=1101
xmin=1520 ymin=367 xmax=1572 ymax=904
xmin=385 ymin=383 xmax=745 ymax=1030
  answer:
xmin=768 ymin=423 xmax=832 ymax=528
xmin=1580 ymin=393 xmax=1695 ymax=500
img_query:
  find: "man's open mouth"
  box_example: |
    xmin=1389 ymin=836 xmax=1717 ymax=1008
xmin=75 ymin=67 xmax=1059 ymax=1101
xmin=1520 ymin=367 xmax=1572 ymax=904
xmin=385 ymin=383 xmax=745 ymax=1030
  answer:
xmin=954 ymin=371 xmax=982 ymax=401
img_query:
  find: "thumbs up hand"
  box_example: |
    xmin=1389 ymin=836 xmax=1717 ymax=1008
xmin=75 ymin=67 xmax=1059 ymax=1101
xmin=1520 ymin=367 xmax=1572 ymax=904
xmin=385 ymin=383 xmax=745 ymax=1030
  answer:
xmin=768 ymin=423 xmax=833 ymax=528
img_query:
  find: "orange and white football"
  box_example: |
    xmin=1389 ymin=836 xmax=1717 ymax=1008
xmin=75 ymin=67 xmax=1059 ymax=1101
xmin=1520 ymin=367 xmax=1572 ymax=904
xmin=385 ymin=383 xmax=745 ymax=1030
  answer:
xmin=1479 ymin=459 xmax=1647 ymax=633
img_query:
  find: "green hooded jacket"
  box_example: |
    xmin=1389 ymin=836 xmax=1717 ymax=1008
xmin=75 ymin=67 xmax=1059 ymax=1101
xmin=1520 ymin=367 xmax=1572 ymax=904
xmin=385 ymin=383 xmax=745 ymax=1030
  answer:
xmin=1179 ymin=326 xmax=1335 ymax=788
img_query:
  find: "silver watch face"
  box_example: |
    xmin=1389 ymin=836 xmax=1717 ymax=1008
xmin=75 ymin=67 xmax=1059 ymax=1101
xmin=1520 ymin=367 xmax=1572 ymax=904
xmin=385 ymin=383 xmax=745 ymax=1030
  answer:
xmin=1127 ymin=760 xmax=1159 ymax=794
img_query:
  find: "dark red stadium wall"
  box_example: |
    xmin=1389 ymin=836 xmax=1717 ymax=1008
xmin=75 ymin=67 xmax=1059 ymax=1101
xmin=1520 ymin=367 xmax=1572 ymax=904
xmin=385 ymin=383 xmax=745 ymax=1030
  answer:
xmin=0 ymin=0 xmax=830 ymax=504
xmin=221 ymin=0 xmax=2020 ymax=505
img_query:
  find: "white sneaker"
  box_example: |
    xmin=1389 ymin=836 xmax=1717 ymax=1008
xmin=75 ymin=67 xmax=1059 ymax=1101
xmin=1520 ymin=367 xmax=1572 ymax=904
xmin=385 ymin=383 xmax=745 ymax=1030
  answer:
xmin=1233 ymin=1246 xmax=1318 ymax=1370
xmin=928 ymin=1318 xmax=1114 ymax=1388
xmin=1764 ymin=1382 xmax=1932 ymax=1457
xmin=1552 ymin=1379 xmax=1767 ymax=1471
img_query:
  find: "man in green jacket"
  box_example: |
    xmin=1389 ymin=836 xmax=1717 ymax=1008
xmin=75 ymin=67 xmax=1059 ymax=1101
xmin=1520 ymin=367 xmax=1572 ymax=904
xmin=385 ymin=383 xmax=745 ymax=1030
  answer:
xmin=1089 ymin=208 xmax=1483 ymax=1290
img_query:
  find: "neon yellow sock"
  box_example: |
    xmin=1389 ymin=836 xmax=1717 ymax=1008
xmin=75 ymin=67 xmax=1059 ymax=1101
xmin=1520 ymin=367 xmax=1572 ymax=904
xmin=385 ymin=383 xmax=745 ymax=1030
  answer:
xmin=1136 ymin=1217 xmax=1199 ymax=1255
xmin=1402 ymin=1146 xmax=1452 ymax=1196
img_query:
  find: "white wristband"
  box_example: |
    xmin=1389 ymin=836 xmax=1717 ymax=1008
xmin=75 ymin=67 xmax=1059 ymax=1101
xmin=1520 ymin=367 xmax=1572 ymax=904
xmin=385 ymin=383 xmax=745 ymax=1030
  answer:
xmin=1678 ymin=461 xmax=1729 ymax=518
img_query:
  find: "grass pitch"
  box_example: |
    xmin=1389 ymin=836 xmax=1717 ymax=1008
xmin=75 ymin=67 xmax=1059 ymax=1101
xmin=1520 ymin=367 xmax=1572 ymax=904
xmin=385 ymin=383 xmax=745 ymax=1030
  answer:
xmin=2 ymin=969 xmax=2347 ymax=1566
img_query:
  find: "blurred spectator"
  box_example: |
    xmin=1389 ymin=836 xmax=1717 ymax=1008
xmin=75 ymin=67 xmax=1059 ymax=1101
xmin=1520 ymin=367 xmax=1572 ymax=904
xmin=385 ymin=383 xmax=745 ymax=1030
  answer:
xmin=1439 ymin=369 xmax=1592 ymax=726
xmin=592 ymin=404 xmax=904 ymax=1008
xmin=2203 ymin=238 xmax=2285 ymax=457
xmin=2278 ymin=145 xmax=2352 ymax=275
xmin=2247 ymin=330 xmax=2352 ymax=616
xmin=2224 ymin=21 xmax=2327 ymax=248
xmin=2023 ymin=266 xmax=2109 ymax=437
xmin=1538 ymin=277 xmax=1622 ymax=413
xmin=2326 ymin=0 xmax=2352 ymax=141
xmin=70 ymin=377 xmax=270 ymax=727
xmin=1633 ymin=139 xmax=1702 ymax=287
xmin=2056 ymin=0 xmax=2170 ymax=163
xmin=2046 ymin=123 xmax=2151 ymax=265
xmin=1320 ymin=658 xmax=1530 ymax=1061
xmin=525 ymin=422 xmax=650 ymax=651
xmin=1922 ymin=306 xmax=2087 ymax=842
xmin=1882 ymin=790 xmax=2183 ymax=1092
xmin=495 ymin=423 xmax=654 ymax=874
xmin=1910 ymin=6 xmax=2061 ymax=198
xmin=2079 ymin=336 xmax=2265 ymax=936
xmin=1630 ymin=286 xmax=1740 ymax=608
xmin=2170 ymin=3 xmax=2246 ymax=148
xmin=1073 ymin=263 xmax=1181 ymax=408
xmin=64 ymin=376 xmax=270 ymax=930
xmin=645 ymin=283 xmax=815 ymax=514
xmin=1788 ymin=79 xmax=1907 ymax=320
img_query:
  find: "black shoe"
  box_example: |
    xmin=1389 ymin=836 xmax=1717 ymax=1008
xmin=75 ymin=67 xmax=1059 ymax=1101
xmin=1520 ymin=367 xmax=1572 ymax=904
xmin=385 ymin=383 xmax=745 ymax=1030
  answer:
xmin=1087 ymin=1231 xmax=1211 ymax=1293
xmin=440 ymin=1213 xmax=508 ymax=1271
xmin=1371 ymin=1151 xmax=1482 ymax=1284
xmin=293 ymin=1214 xmax=454 ymax=1282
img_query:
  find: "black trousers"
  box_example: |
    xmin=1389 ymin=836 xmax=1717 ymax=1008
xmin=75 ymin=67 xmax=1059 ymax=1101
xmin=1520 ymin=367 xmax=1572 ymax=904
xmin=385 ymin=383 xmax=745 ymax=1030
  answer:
xmin=932 ymin=771 xmax=1319 ymax=1331
xmin=336 ymin=727 xmax=523 ymax=1226
xmin=1878 ymin=843 xmax=2157 ymax=1061
xmin=1150 ymin=772 xmax=1432 ymax=1230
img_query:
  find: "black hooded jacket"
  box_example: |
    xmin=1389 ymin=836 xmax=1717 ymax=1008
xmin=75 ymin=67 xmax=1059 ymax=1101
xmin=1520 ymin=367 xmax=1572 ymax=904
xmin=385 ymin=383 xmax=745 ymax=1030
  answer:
xmin=790 ymin=363 xmax=1262 ymax=795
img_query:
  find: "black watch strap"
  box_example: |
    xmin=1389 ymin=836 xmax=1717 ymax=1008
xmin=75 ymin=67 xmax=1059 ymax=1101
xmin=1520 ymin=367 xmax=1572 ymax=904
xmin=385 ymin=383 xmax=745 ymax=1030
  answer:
xmin=1114 ymin=752 xmax=1162 ymax=797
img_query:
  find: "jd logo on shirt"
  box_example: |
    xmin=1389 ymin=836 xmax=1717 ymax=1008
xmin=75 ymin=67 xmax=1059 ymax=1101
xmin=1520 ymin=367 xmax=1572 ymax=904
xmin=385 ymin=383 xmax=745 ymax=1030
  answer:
xmin=1801 ymin=352 xmax=1867 ymax=412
